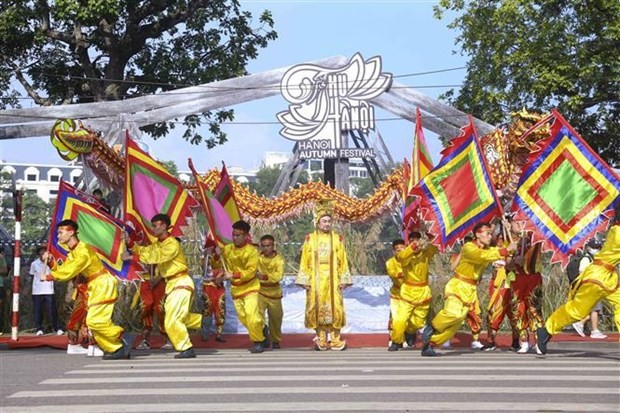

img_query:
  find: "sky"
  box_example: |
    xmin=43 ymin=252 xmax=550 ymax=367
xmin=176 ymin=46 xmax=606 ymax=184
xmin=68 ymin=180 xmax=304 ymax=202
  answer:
xmin=1 ymin=0 xmax=468 ymax=173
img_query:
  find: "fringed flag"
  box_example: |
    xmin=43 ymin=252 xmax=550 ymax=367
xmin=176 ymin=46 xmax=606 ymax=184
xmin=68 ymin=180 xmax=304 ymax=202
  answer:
xmin=511 ymin=109 xmax=620 ymax=267
xmin=402 ymin=108 xmax=433 ymax=230
xmin=49 ymin=181 xmax=142 ymax=280
xmin=410 ymin=117 xmax=503 ymax=251
xmin=188 ymin=159 xmax=235 ymax=246
xmin=124 ymin=134 xmax=198 ymax=244
xmin=215 ymin=162 xmax=242 ymax=223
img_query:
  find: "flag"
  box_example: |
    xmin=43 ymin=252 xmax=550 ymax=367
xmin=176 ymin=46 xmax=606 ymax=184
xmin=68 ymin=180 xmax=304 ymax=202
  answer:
xmin=410 ymin=118 xmax=503 ymax=251
xmin=124 ymin=133 xmax=198 ymax=244
xmin=402 ymin=109 xmax=433 ymax=229
xmin=188 ymin=159 xmax=236 ymax=246
xmin=48 ymin=181 xmax=142 ymax=280
xmin=214 ymin=162 xmax=241 ymax=223
xmin=511 ymin=110 xmax=620 ymax=267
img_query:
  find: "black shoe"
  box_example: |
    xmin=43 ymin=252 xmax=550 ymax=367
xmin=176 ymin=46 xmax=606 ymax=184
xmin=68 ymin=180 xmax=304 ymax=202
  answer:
xmin=262 ymin=326 xmax=271 ymax=348
xmin=388 ymin=342 xmax=402 ymax=352
xmin=481 ymin=343 xmax=497 ymax=352
xmin=421 ymin=344 xmax=437 ymax=357
xmin=102 ymin=340 xmax=130 ymax=360
xmin=536 ymin=327 xmax=551 ymax=354
xmin=174 ymin=347 xmax=196 ymax=359
xmin=215 ymin=335 xmax=226 ymax=343
xmin=405 ymin=333 xmax=416 ymax=348
xmin=421 ymin=325 xmax=434 ymax=346
xmin=272 ymin=342 xmax=281 ymax=349
xmin=249 ymin=342 xmax=264 ymax=353
xmin=511 ymin=337 xmax=520 ymax=351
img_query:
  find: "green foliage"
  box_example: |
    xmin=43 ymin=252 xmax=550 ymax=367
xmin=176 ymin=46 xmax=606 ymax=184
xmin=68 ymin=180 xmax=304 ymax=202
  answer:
xmin=248 ymin=165 xmax=310 ymax=197
xmin=0 ymin=192 xmax=52 ymax=257
xmin=159 ymin=159 xmax=178 ymax=176
xmin=0 ymin=0 xmax=277 ymax=148
xmin=434 ymin=0 xmax=620 ymax=166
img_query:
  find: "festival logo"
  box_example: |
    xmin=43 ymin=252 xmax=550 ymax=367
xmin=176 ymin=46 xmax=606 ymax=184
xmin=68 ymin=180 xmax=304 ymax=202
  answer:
xmin=277 ymin=53 xmax=392 ymax=159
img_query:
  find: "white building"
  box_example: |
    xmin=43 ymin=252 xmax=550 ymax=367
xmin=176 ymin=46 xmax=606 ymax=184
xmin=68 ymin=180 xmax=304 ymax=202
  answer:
xmin=0 ymin=161 xmax=83 ymax=203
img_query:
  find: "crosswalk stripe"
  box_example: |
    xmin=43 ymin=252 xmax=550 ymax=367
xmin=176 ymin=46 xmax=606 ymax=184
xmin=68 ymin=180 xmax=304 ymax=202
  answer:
xmin=1 ymin=401 xmax=618 ymax=412
xmin=65 ymin=365 xmax=620 ymax=374
xmin=41 ymin=373 xmax=618 ymax=385
xmin=9 ymin=385 xmax=617 ymax=398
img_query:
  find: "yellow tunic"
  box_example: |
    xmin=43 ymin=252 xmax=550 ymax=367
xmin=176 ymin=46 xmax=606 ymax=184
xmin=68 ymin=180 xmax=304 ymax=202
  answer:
xmin=50 ymin=241 xmax=123 ymax=353
xmin=296 ymin=231 xmax=352 ymax=329
xmin=258 ymin=252 xmax=285 ymax=343
xmin=385 ymin=257 xmax=403 ymax=298
xmin=133 ymin=236 xmax=201 ymax=351
xmin=546 ymin=223 xmax=620 ymax=334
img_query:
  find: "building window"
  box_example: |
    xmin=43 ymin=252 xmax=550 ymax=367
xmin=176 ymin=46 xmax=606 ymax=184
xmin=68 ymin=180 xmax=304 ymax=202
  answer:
xmin=49 ymin=175 xmax=60 ymax=182
xmin=72 ymin=176 xmax=80 ymax=184
xmin=26 ymin=174 xmax=37 ymax=181
xmin=49 ymin=190 xmax=58 ymax=196
xmin=360 ymin=170 xmax=367 ymax=178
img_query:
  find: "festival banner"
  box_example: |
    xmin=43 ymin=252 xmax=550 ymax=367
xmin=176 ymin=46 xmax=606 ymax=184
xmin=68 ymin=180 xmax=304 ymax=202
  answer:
xmin=410 ymin=118 xmax=503 ymax=250
xmin=48 ymin=181 xmax=141 ymax=280
xmin=511 ymin=110 xmax=620 ymax=266
xmin=124 ymin=133 xmax=198 ymax=244
xmin=188 ymin=159 xmax=235 ymax=246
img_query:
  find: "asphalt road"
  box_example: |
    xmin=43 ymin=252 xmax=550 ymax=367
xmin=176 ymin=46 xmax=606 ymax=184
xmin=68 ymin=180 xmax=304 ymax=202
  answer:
xmin=1 ymin=341 xmax=619 ymax=412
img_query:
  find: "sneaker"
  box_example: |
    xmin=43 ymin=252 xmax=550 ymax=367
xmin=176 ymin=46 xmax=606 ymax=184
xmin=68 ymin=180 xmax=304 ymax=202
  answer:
xmin=136 ymin=340 xmax=151 ymax=350
xmin=572 ymin=322 xmax=586 ymax=337
xmin=67 ymin=344 xmax=89 ymax=355
xmin=387 ymin=342 xmax=402 ymax=352
xmin=160 ymin=341 xmax=174 ymax=350
xmin=56 ymin=329 xmax=64 ymax=336
xmin=590 ymin=330 xmax=607 ymax=339
xmin=174 ymin=347 xmax=196 ymax=359
xmin=471 ymin=340 xmax=484 ymax=350
xmin=421 ymin=344 xmax=437 ymax=357
xmin=314 ymin=342 xmax=328 ymax=351
xmin=249 ymin=342 xmax=264 ymax=354
xmin=511 ymin=337 xmax=520 ymax=351
xmin=442 ymin=340 xmax=451 ymax=349
xmin=36 ymin=330 xmax=44 ymax=336
xmin=87 ymin=345 xmax=104 ymax=357
xmin=262 ymin=326 xmax=271 ymax=349
xmin=536 ymin=327 xmax=551 ymax=355
xmin=102 ymin=340 xmax=130 ymax=360
xmin=421 ymin=325 xmax=434 ymax=346
xmin=481 ymin=343 xmax=497 ymax=352
xmin=533 ymin=344 xmax=543 ymax=355
xmin=516 ymin=341 xmax=530 ymax=354
xmin=405 ymin=333 xmax=416 ymax=348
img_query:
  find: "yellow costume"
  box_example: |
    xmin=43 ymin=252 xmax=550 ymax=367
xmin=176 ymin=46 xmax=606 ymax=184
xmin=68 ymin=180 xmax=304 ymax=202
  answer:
xmin=133 ymin=236 xmax=201 ymax=352
xmin=258 ymin=252 xmax=285 ymax=344
xmin=429 ymin=242 xmax=506 ymax=345
xmin=50 ymin=242 xmax=123 ymax=353
xmin=214 ymin=243 xmax=265 ymax=343
xmin=385 ymin=255 xmax=405 ymax=331
xmin=296 ymin=231 xmax=352 ymax=350
xmin=546 ymin=223 xmax=620 ymax=334
xmin=391 ymin=242 xmax=438 ymax=344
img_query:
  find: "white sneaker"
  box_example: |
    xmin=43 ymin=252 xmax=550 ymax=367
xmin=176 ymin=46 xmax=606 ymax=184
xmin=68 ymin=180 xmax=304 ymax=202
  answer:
xmin=590 ymin=330 xmax=607 ymax=339
xmin=517 ymin=341 xmax=530 ymax=354
xmin=160 ymin=341 xmax=173 ymax=350
xmin=56 ymin=329 xmax=64 ymax=336
xmin=67 ymin=344 xmax=89 ymax=355
xmin=471 ymin=340 xmax=484 ymax=350
xmin=572 ymin=322 xmax=586 ymax=337
xmin=87 ymin=345 xmax=104 ymax=357
xmin=442 ymin=340 xmax=451 ymax=349
xmin=36 ymin=330 xmax=44 ymax=336
xmin=533 ymin=344 xmax=543 ymax=355
xmin=136 ymin=340 xmax=151 ymax=350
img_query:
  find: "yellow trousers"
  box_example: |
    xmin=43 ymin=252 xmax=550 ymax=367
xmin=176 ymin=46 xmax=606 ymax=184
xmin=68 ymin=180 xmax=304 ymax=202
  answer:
xmin=316 ymin=326 xmax=345 ymax=349
xmin=546 ymin=281 xmax=620 ymax=335
xmin=234 ymin=292 xmax=265 ymax=343
xmin=258 ymin=295 xmax=283 ymax=343
xmin=430 ymin=278 xmax=477 ymax=346
xmin=164 ymin=276 xmax=202 ymax=352
xmin=391 ymin=298 xmax=428 ymax=344
xmin=86 ymin=274 xmax=124 ymax=353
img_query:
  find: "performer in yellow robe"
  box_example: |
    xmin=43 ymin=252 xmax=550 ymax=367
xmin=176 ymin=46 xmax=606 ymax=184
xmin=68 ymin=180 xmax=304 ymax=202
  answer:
xmin=296 ymin=200 xmax=352 ymax=351
xmin=538 ymin=218 xmax=620 ymax=354
xmin=389 ymin=233 xmax=438 ymax=351
xmin=43 ymin=219 xmax=128 ymax=360
xmin=257 ymin=234 xmax=285 ymax=349
xmin=385 ymin=239 xmax=413 ymax=347
xmin=421 ymin=221 xmax=516 ymax=356
xmin=122 ymin=214 xmax=201 ymax=359
xmin=212 ymin=220 xmax=266 ymax=353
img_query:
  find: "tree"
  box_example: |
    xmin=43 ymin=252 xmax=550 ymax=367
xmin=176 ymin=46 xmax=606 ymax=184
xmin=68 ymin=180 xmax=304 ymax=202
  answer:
xmin=0 ymin=1 xmax=277 ymax=148
xmin=1 ymin=192 xmax=52 ymax=258
xmin=434 ymin=0 xmax=620 ymax=166
xmin=249 ymin=165 xmax=309 ymax=197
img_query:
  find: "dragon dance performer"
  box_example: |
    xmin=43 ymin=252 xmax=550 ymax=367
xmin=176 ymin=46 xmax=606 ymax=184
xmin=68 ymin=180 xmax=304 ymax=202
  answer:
xmin=43 ymin=219 xmax=129 ymax=360
xmin=421 ymin=221 xmax=517 ymax=356
xmin=200 ymin=249 xmax=227 ymax=343
xmin=296 ymin=199 xmax=353 ymax=351
xmin=211 ymin=220 xmax=266 ymax=353
xmin=538 ymin=214 xmax=620 ymax=354
xmin=257 ymin=235 xmax=285 ymax=349
xmin=135 ymin=265 xmax=172 ymax=350
xmin=122 ymin=214 xmax=201 ymax=359
xmin=388 ymin=232 xmax=438 ymax=351
xmin=385 ymin=239 xmax=415 ymax=348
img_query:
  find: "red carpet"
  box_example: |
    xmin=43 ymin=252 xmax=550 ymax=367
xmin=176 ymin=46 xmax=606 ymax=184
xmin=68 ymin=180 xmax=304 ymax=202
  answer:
xmin=1 ymin=332 xmax=617 ymax=351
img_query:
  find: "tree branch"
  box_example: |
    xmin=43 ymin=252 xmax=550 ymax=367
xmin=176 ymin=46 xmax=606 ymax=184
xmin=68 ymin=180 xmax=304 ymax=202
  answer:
xmin=36 ymin=0 xmax=73 ymax=45
xmin=11 ymin=62 xmax=51 ymax=106
xmin=72 ymin=22 xmax=103 ymax=100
